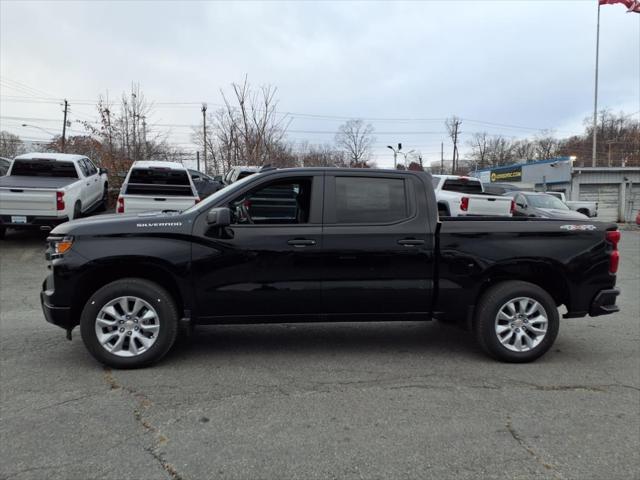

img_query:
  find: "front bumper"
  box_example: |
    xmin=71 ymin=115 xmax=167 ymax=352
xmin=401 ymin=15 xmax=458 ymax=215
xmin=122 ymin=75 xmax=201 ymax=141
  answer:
xmin=1 ymin=214 xmax=69 ymax=230
xmin=40 ymin=276 xmax=74 ymax=330
xmin=589 ymin=288 xmax=620 ymax=317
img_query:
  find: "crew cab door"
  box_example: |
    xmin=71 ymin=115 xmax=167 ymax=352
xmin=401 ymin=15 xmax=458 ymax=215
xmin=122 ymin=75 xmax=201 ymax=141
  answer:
xmin=320 ymin=172 xmax=435 ymax=317
xmin=191 ymin=172 xmax=324 ymax=320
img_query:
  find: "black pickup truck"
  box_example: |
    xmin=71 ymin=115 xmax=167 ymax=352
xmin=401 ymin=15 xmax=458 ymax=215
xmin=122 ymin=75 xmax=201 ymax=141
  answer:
xmin=41 ymin=168 xmax=621 ymax=368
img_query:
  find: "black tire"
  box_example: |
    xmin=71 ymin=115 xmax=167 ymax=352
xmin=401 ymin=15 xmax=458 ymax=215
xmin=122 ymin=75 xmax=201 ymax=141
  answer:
xmin=97 ymin=184 xmax=108 ymax=212
xmin=73 ymin=201 xmax=82 ymax=220
xmin=577 ymin=208 xmax=589 ymax=217
xmin=80 ymin=278 xmax=179 ymax=368
xmin=473 ymin=281 xmax=559 ymax=363
xmin=0 ymin=227 xmax=5 ymax=239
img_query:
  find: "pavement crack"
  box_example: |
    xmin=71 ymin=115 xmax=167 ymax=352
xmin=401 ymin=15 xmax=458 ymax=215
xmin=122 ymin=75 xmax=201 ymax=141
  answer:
xmin=102 ymin=367 xmax=183 ymax=480
xmin=506 ymin=415 xmax=565 ymax=480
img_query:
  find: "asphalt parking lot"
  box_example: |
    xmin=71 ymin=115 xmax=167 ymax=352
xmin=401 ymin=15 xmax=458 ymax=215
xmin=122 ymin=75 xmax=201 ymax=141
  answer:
xmin=0 ymin=229 xmax=638 ymax=480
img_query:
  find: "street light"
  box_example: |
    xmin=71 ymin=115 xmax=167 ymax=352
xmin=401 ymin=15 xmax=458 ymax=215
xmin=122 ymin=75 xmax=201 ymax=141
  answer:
xmin=21 ymin=123 xmax=56 ymax=136
xmin=387 ymin=143 xmax=403 ymax=169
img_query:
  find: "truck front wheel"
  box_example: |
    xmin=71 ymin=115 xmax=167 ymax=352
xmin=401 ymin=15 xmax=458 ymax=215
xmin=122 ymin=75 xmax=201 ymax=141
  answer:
xmin=80 ymin=278 xmax=179 ymax=368
xmin=474 ymin=281 xmax=559 ymax=363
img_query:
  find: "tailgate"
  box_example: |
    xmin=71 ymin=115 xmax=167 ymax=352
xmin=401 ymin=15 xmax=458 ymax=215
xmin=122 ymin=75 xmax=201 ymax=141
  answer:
xmin=0 ymin=187 xmax=57 ymax=215
xmin=122 ymin=195 xmax=196 ymax=214
xmin=466 ymin=196 xmax=512 ymax=216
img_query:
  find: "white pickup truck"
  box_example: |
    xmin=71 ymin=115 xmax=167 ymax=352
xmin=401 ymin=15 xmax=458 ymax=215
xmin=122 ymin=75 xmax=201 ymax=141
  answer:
xmin=0 ymin=153 xmax=108 ymax=238
xmin=545 ymin=191 xmax=598 ymax=218
xmin=432 ymin=175 xmax=513 ymax=217
xmin=117 ymin=161 xmax=199 ymax=214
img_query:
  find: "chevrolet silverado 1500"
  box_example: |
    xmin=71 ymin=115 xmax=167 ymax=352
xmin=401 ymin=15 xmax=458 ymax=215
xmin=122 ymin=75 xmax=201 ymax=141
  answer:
xmin=41 ymin=168 xmax=620 ymax=368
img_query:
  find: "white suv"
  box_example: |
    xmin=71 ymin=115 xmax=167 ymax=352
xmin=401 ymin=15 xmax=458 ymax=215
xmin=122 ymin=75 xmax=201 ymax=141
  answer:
xmin=117 ymin=161 xmax=199 ymax=214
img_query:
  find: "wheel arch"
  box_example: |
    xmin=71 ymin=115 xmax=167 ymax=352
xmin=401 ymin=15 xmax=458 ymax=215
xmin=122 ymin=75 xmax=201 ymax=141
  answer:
xmin=461 ymin=259 xmax=571 ymax=330
xmin=71 ymin=258 xmax=188 ymax=322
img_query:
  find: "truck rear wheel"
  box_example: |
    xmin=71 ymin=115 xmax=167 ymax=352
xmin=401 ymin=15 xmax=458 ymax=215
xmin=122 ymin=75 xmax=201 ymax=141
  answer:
xmin=474 ymin=281 xmax=559 ymax=363
xmin=80 ymin=278 xmax=178 ymax=368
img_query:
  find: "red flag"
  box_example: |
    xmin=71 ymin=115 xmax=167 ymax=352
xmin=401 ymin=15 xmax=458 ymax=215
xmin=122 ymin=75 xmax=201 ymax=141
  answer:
xmin=599 ymin=0 xmax=640 ymax=13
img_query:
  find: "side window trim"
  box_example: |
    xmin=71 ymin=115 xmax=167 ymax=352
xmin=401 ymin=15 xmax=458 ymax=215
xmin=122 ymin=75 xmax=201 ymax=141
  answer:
xmin=323 ymin=174 xmax=415 ymax=227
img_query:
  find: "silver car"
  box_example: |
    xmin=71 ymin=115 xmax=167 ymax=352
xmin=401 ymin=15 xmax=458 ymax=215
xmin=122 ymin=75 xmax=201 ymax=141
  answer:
xmin=505 ymin=191 xmax=589 ymax=220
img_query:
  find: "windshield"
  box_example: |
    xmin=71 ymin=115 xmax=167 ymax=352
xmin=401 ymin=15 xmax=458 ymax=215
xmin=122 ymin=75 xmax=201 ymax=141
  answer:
xmin=182 ymin=171 xmax=259 ymax=213
xmin=527 ymin=194 xmax=569 ymax=210
xmin=10 ymin=159 xmax=78 ymax=178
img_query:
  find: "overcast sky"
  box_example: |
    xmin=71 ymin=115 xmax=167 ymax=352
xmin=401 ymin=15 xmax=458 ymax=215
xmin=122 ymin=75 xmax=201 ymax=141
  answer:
xmin=1 ymin=0 xmax=638 ymax=168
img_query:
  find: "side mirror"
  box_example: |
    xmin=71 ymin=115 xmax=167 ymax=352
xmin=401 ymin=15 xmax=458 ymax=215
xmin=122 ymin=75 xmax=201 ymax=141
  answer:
xmin=206 ymin=207 xmax=231 ymax=226
xmin=516 ymin=202 xmax=526 ymax=209
xmin=99 ymin=167 xmax=108 ymax=175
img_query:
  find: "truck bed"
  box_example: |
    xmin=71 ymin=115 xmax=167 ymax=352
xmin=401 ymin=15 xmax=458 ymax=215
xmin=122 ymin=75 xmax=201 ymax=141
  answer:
xmin=0 ymin=176 xmax=77 ymax=189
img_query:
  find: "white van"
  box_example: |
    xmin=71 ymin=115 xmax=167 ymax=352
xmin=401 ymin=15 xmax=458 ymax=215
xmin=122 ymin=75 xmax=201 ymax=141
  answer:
xmin=117 ymin=161 xmax=199 ymax=214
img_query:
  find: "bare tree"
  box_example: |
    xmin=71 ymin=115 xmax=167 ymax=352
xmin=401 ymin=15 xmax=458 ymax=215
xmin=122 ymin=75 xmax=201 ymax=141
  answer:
xmin=193 ymin=77 xmax=291 ymax=174
xmin=295 ymin=142 xmax=348 ymax=167
xmin=468 ymin=131 xmax=489 ymax=169
xmin=511 ymin=139 xmax=537 ymax=162
xmin=533 ymin=130 xmax=559 ymax=160
xmin=334 ymin=119 xmax=375 ymax=167
xmin=446 ymin=116 xmax=462 ymax=173
xmin=486 ymin=136 xmax=515 ymax=166
xmin=0 ymin=131 xmax=25 ymax=158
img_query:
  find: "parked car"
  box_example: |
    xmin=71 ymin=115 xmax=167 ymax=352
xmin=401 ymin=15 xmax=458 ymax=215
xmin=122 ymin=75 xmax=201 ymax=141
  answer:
xmin=432 ymin=175 xmax=513 ymax=217
xmin=545 ymin=191 xmax=598 ymax=218
xmin=116 ymin=161 xmax=199 ymax=214
xmin=223 ymin=166 xmax=260 ymax=185
xmin=188 ymin=169 xmax=223 ymax=199
xmin=505 ymin=191 xmax=589 ymax=220
xmin=41 ymin=168 xmax=620 ymax=368
xmin=0 ymin=157 xmax=11 ymax=176
xmin=0 ymin=153 xmax=108 ymax=238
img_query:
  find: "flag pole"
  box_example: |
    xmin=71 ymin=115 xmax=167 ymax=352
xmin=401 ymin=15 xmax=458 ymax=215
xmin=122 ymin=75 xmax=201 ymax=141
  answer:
xmin=592 ymin=1 xmax=601 ymax=167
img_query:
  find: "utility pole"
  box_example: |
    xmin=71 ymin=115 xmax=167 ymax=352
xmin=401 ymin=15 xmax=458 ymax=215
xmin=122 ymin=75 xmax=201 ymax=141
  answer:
xmin=202 ymin=103 xmax=208 ymax=173
xmin=61 ymin=99 xmax=68 ymax=153
xmin=141 ymin=116 xmax=147 ymax=160
xmin=196 ymin=151 xmax=200 ymax=171
xmin=440 ymin=142 xmax=444 ymax=174
xmin=449 ymin=119 xmax=461 ymax=174
xmin=592 ymin=2 xmax=601 ymax=167
xmin=387 ymin=143 xmax=402 ymax=169
xmin=131 ymin=91 xmax=138 ymax=160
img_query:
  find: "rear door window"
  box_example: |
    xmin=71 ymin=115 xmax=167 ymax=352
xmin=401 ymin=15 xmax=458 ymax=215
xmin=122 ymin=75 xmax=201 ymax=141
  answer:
xmin=442 ymin=178 xmax=483 ymax=194
xmin=10 ymin=159 xmax=78 ymax=178
xmin=334 ymin=176 xmax=408 ymax=224
xmin=125 ymin=167 xmax=194 ymax=196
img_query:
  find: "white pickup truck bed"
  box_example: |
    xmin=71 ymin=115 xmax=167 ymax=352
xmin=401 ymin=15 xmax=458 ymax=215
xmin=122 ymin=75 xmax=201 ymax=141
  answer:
xmin=432 ymin=175 xmax=513 ymax=217
xmin=117 ymin=161 xmax=199 ymax=214
xmin=0 ymin=153 xmax=108 ymax=235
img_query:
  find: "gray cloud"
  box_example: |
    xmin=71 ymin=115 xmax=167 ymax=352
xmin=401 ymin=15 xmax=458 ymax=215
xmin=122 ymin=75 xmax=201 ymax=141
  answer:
xmin=1 ymin=0 xmax=638 ymax=166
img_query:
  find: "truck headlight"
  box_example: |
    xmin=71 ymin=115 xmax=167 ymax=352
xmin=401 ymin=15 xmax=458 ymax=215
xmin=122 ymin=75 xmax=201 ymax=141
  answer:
xmin=47 ymin=235 xmax=74 ymax=256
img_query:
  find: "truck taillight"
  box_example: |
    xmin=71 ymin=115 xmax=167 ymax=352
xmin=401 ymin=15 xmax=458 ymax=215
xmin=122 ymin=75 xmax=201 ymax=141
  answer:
xmin=117 ymin=196 xmax=124 ymax=213
xmin=510 ymin=200 xmax=516 ymax=215
xmin=56 ymin=191 xmax=65 ymax=211
xmin=460 ymin=197 xmax=469 ymax=212
xmin=606 ymin=230 xmax=620 ymax=274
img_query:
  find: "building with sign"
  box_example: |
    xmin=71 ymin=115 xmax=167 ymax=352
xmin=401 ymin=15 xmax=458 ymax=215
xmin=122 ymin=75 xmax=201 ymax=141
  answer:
xmin=472 ymin=157 xmax=640 ymax=222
